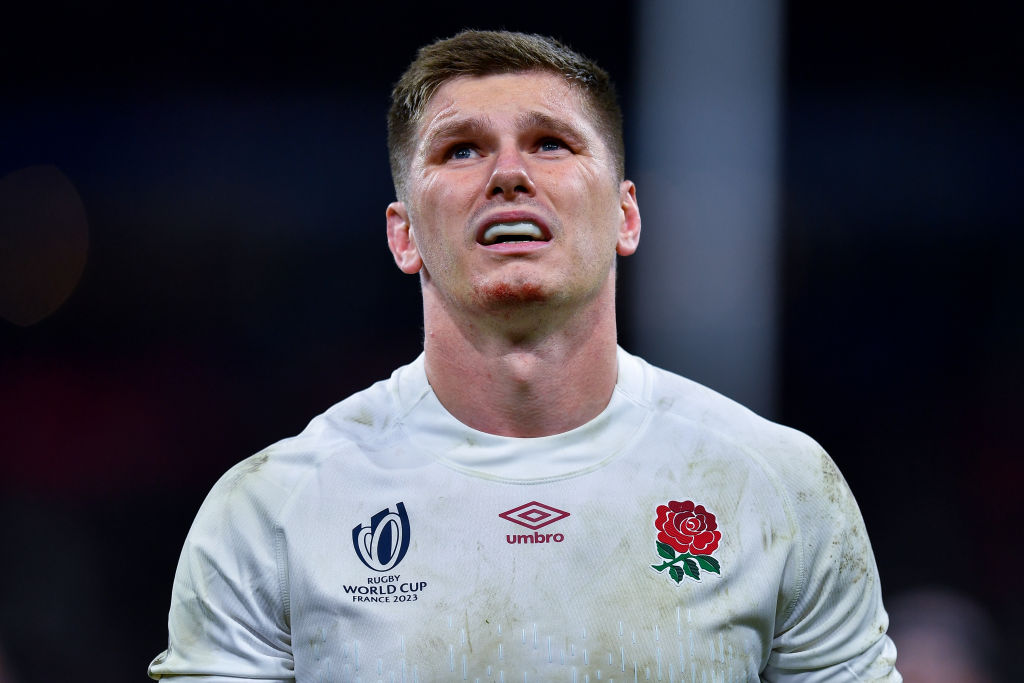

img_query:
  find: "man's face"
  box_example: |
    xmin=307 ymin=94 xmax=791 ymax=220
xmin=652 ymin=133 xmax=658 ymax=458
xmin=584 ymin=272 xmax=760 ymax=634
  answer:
xmin=386 ymin=71 xmax=640 ymax=320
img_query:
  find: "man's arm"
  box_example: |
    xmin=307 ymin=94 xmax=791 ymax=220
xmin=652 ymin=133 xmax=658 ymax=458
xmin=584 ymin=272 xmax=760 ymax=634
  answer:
xmin=149 ymin=453 xmax=294 ymax=681
xmin=764 ymin=446 xmax=900 ymax=681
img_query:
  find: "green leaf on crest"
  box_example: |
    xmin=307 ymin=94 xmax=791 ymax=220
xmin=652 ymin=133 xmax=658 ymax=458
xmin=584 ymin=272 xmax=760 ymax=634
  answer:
xmin=696 ymin=555 xmax=721 ymax=574
xmin=683 ymin=557 xmax=700 ymax=581
xmin=657 ymin=542 xmax=677 ymax=560
xmin=669 ymin=566 xmax=685 ymax=583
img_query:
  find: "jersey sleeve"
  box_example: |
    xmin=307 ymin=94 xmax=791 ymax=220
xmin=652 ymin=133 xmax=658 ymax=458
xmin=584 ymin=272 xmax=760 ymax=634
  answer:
xmin=149 ymin=453 xmax=294 ymax=681
xmin=763 ymin=444 xmax=901 ymax=682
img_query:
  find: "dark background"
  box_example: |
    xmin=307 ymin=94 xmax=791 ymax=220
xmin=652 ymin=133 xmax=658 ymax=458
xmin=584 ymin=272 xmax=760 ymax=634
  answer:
xmin=1 ymin=1 xmax=1020 ymax=680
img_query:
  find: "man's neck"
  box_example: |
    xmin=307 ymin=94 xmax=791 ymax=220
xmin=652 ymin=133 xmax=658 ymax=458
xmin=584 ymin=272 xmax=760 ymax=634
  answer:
xmin=420 ymin=285 xmax=620 ymax=438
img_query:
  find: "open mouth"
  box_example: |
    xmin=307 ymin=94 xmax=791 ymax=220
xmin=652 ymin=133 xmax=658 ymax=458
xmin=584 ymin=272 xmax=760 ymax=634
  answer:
xmin=480 ymin=221 xmax=548 ymax=245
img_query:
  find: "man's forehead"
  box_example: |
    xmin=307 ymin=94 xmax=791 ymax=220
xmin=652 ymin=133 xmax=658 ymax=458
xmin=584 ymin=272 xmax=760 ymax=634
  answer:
xmin=417 ymin=71 xmax=590 ymax=138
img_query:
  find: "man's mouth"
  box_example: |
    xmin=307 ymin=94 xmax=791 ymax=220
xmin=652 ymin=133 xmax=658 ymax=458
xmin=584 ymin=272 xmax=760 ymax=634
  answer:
xmin=480 ymin=221 xmax=547 ymax=245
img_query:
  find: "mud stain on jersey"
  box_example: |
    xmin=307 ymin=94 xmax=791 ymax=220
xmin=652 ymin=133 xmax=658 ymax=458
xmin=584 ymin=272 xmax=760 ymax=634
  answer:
xmin=761 ymin=522 xmax=777 ymax=552
xmin=247 ymin=450 xmax=270 ymax=473
xmin=414 ymin=608 xmax=761 ymax=682
xmin=819 ymin=449 xmax=844 ymax=505
xmin=224 ymin=450 xmax=271 ymax=492
xmin=347 ymin=408 xmax=374 ymax=427
xmin=819 ymin=450 xmax=873 ymax=585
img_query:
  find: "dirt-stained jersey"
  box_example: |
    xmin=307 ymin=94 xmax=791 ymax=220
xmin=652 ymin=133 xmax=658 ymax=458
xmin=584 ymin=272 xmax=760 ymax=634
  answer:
xmin=150 ymin=348 xmax=900 ymax=682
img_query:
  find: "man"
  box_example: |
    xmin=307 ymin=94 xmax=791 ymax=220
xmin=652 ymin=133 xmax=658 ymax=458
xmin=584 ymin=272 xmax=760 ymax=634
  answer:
xmin=150 ymin=31 xmax=899 ymax=681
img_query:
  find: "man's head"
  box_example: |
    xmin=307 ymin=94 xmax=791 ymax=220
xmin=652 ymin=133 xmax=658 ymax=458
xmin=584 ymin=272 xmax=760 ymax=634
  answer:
xmin=387 ymin=30 xmax=624 ymax=201
xmin=384 ymin=32 xmax=640 ymax=334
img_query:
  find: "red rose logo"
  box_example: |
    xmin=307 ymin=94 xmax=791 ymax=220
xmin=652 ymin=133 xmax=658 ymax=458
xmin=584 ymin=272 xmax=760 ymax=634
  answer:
xmin=650 ymin=500 xmax=723 ymax=583
xmin=655 ymin=500 xmax=722 ymax=555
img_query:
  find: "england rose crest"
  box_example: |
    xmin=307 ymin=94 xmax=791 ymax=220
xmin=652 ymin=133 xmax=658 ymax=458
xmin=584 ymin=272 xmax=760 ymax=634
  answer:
xmin=650 ymin=500 xmax=722 ymax=583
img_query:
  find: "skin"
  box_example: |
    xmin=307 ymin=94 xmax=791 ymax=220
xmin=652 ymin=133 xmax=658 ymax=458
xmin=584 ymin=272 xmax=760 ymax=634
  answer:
xmin=386 ymin=71 xmax=641 ymax=437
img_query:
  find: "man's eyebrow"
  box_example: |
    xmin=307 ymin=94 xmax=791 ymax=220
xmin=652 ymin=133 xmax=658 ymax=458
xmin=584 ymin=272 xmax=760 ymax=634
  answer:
xmin=423 ymin=111 xmax=588 ymax=152
xmin=515 ymin=111 xmax=587 ymax=143
xmin=422 ymin=117 xmax=492 ymax=153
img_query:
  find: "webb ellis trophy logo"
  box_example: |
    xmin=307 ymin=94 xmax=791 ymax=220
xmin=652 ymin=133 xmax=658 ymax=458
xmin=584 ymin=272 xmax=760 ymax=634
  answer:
xmin=346 ymin=503 xmax=426 ymax=603
xmin=352 ymin=502 xmax=411 ymax=572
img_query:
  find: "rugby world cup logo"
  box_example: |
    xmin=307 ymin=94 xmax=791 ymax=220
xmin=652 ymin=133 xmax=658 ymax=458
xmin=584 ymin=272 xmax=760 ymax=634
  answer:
xmin=352 ymin=502 xmax=411 ymax=572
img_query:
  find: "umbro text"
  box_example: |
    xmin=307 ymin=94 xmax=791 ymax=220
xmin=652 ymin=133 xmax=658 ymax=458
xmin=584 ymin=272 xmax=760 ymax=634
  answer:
xmin=506 ymin=532 xmax=565 ymax=544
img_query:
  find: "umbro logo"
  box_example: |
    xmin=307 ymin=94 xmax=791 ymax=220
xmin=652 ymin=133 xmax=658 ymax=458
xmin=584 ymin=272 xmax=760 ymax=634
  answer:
xmin=499 ymin=501 xmax=569 ymax=545
xmin=498 ymin=501 xmax=570 ymax=529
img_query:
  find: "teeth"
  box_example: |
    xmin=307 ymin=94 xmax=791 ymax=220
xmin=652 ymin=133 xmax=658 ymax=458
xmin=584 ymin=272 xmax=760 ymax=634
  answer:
xmin=482 ymin=222 xmax=544 ymax=245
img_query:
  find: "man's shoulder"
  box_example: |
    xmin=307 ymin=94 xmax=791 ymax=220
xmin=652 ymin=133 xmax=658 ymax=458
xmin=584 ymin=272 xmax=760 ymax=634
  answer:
xmin=624 ymin=349 xmax=829 ymax=480
xmin=633 ymin=352 xmax=864 ymax=549
xmin=630 ymin=352 xmax=813 ymax=442
xmin=292 ymin=357 xmax=420 ymax=451
xmin=203 ymin=354 xmax=428 ymax=514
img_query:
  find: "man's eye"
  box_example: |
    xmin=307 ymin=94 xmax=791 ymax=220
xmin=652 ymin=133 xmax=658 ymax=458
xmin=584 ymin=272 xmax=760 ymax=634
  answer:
xmin=538 ymin=138 xmax=568 ymax=153
xmin=447 ymin=145 xmax=476 ymax=160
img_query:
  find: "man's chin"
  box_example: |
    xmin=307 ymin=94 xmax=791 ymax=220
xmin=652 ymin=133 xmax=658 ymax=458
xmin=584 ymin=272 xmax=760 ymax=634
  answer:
xmin=474 ymin=281 xmax=550 ymax=306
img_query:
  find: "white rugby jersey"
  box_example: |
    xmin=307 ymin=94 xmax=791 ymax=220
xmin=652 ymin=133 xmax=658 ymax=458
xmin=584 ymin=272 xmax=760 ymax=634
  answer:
xmin=150 ymin=348 xmax=900 ymax=682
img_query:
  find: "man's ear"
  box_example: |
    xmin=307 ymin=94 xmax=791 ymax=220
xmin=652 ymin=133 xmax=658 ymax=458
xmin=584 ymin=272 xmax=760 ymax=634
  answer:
xmin=386 ymin=201 xmax=422 ymax=274
xmin=615 ymin=180 xmax=641 ymax=256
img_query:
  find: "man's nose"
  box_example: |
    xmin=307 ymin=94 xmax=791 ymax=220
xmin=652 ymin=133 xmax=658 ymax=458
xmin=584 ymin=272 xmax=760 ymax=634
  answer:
xmin=486 ymin=146 xmax=536 ymax=199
